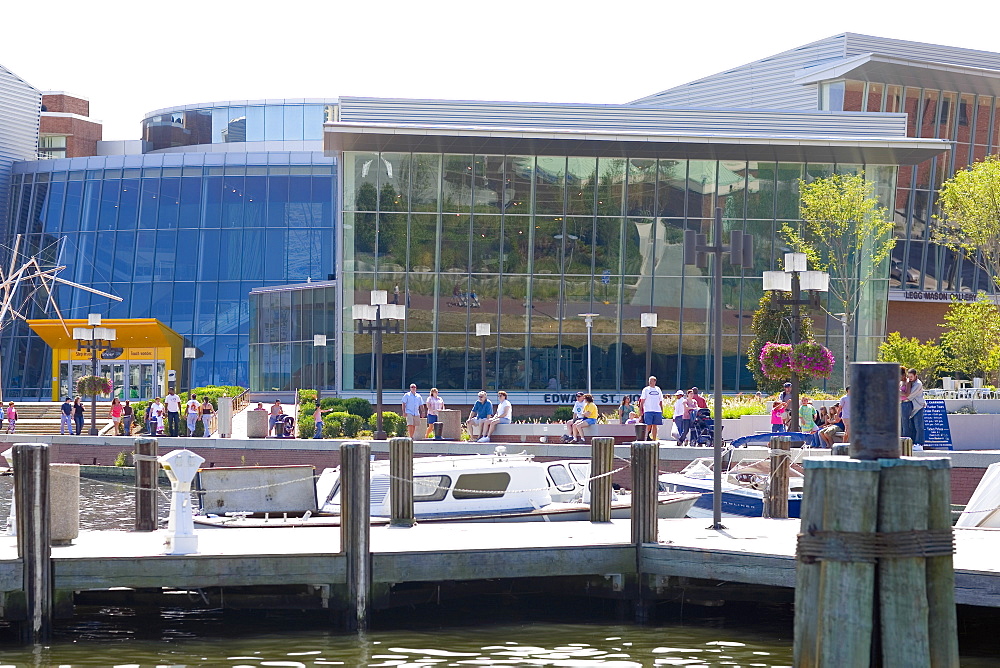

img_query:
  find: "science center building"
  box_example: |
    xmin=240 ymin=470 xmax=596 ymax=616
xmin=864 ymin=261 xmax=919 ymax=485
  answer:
xmin=5 ymin=32 xmax=1000 ymax=405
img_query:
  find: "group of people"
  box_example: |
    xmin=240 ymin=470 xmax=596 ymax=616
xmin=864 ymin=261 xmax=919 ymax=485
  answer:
xmin=767 ymin=382 xmax=851 ymax=448
xmin=135 ymin=392 xmax=215 ymax=437
xmin=399 ymin=385 xmax=513 ymax=442
xmin=624 ymin=376 xmax=710 ymax=445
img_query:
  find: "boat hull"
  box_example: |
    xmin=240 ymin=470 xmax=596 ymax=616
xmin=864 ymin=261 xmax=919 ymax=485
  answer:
xmin=659 ymin=474 xmax=802 ymax=518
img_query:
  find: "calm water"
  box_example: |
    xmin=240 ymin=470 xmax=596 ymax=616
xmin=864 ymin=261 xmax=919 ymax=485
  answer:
xmin=0 ymin=475 xmax=997 ymax=666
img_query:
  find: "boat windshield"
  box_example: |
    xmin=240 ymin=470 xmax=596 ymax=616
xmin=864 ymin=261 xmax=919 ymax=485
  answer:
xmin=414 ymin=475 xmax=451 ymax=502
xmin=453 ymin=472 xmax=510 ymax=499
xmin=547 ymin=464 xmax=575 ymax=492
xmin=569 ymin=462 xmax=590 ymax=484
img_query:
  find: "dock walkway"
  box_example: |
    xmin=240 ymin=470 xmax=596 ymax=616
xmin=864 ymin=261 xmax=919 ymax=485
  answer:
xmin=2 ymin=518 xmax=999 ymax=611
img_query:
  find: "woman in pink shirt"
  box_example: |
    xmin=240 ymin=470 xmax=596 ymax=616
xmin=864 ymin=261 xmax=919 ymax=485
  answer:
xmin=5 ymin=402 xmax=17 ymax=434
xmin=425 ymin=388 xmax=445 ymax=439
xmin=109 ymin=397 xmax=124 ymax=435
xmin=770 ymin=400 xmax=787 ymax=433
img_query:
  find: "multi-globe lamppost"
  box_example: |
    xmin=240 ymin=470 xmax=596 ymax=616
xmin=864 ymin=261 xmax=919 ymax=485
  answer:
xmin=684 ymin=207 xmax=754 ymax=530
xmin=352 ymin=290 xmax=405 ymax=440
xmin=762 ymin=253 xmax=829 ymax=435
xmin=579 ymin=313 xmax=598 ymax=395
xmin=72 ymin=314 xmax=117 ymax=436
xmin=475 ymin=323 xmax=491 ymax=391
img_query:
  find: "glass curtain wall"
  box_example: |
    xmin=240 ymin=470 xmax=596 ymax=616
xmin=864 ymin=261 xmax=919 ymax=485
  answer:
xmin=341 ymin=151 xmax=896 ymax=394
xmin=1 ymin=152 xmax=336 ymax=400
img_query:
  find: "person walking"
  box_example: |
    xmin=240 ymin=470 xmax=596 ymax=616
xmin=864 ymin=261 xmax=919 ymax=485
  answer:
xmin=164 ymin=389 xmax=182 ymax=437
xmin=639 ymin=376 xmax=664 ymax=441
xmin=109 ymin=397 xmax=124 ymax=435
xmin=671 ymin=390 xmax=689 ymax=445
xmin=425 ymin=388 xmax=445 ymax=439
xmin=200 ymin=397 xmax=214 ymax=437
xmin=122 ymin=400 xmax=134 ymax=436
xmin=466 ymin=391 xmax=493 ymax=439
xmin=268 ymin=400 xmax=283 ymax=437
xmin=186 ymin=393 xmax=200 ymax=436
xmin=902 ymin=368 xmax=926 ymax=449
xmin=313 ymin=404 xmax=330 ymax=439
xmin=401 ymin=384 xmax=423 ymax=439
xmin=689 ymin=387 xmax=708 ymax=410
xmin=73 ymin=397 xmax=85 ymax=435
xmin=5 ymin=402 xmax=17 ymax=434
xmin=60 ymin=396 xmax=73 ymax=435
xmin=478 ymin=390 xmax=512 ymax=442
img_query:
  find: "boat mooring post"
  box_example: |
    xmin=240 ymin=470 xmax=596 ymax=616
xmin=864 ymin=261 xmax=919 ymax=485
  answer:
xmin=764 ymin=435 xmax=790 ymax=519
xmin=134 ymin=437 xmax=158 ymax=531
xmin=389 ymin=436 xmax=415 ymax=527
xmin=590 ymin=437 xmax=614 ymax=522
xmin=850 ymin=361 xmax=901 ymax=461
xmin=13 ymin=443 xmax=52 ymax=644
xmin=340 ymin=441 xmax=371 ymax=631
xmin=630 ymin=441 xmax=658 ymax=544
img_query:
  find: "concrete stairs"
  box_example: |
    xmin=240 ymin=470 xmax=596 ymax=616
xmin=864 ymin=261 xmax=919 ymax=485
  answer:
xmin=2 ymin=402 xmax=69 ymax=435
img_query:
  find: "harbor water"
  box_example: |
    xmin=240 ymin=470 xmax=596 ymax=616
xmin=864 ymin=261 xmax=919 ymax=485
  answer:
xmin=1 ymin=474 xmax=998 ymax=666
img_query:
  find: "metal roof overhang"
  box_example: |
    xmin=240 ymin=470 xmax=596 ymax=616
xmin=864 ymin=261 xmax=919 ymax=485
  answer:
xmin=27 ymin=318 xmax=183 ymax=350
xmin=794 ymin=53 xmax=1000 ymax=98
xmin=324 ymin=123 xmax=948 ymax=165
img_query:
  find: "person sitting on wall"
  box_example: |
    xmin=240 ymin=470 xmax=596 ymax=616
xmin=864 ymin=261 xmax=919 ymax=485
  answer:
xmin=561 ymin=392 xmax=586 ymax=443
xmin=478 ymin=391 xmax=512 ymax=442
xmin=466 ymin=391 xmax=493 ymax=439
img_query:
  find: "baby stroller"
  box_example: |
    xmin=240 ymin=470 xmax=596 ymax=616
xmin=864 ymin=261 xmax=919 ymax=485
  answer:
xmin=689 ymin=408 xmax=719 ymax=446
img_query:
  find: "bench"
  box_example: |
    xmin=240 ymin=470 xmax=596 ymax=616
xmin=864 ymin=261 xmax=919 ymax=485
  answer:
xmin=486 ymin=422 xmax=640 ymax=444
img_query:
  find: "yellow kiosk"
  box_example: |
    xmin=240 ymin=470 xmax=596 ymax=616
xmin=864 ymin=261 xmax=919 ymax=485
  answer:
xmin=28 ymin=318 xmax=185 ymax=401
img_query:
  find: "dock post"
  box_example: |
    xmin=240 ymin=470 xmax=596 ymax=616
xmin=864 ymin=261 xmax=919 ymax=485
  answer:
xmin=134 ymin=437 xmax=158 ymax=531
xmin=13 ymin=443 xmax=52 ymax=644
xmin=630 ymin=441 xmax=658 ymax=544
xmin=900 ymin=436 xmax=913 ymax=457
xmin=850 ymin=362 xmax=901 ymax=461
xmin=926 ymin=459 xmax=960 ymax=667
xmin=764 ymin=435 xmax=790 ymax=518
xmin=340 ymin=441 xmax=371 ymax=631
xmin=590 ymin=436 xmax=614 ymax=522
xmin=389 ymin=436 xmax=415 ymax=527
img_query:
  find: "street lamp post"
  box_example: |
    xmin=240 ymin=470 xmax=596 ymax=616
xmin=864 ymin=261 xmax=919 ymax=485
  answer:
xmin=353 ymin=290 xmax=405 ymax=440
xmin=641 ymin=312 xmax=657 ymax=380
xmin=763 ymin=253 xmax=830 ymax=432
xmin=73 ymin=314 xmax=117 ymax=436
xmin=475 ymin=323 xmax=491 ymax=391
xmin=684 ymin=207 xmax=755 ymax=530
xmin=313 ymin=334 xmax=327 ymax=402
xmin=579 ymin=313 xmax=598 ymax=395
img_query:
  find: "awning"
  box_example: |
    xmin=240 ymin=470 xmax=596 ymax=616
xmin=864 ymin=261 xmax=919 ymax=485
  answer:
xmin=27 ymin=318 xmax=183 ymax=350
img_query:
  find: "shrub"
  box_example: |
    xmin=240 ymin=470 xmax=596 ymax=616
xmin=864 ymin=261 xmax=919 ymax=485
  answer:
xmin=323 ymin=414 xmax=343 ymax=438
xmin=299 ymin=389 xmax=318 ymax=402
xmin=319 ymin=397 xmax=339 ymax=409
xmin=551 ymin=406 xmax=574 ymax=422
xmin=371 ymin=411 xmax=406 ymax=437
xmin=332 ymin=411 xmax=363 ymax=437
xmin=298 ymin=418 xmax=316 ymax=439
xmin=342 ymin=397 xmax=373 ymax=420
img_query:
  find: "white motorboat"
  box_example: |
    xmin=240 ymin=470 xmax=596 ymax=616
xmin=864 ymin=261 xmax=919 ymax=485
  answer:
xmin=957 ymin=461 xmax=1000 ymax=528
xmin=658 ymin=456 xmax=804 ymax=518
xmin=193 ymin=451 xmax=700 ymax=528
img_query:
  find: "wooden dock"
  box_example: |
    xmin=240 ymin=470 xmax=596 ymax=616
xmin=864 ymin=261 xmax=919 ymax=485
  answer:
xmin=3 ymin=518 xmax=999 ymax=619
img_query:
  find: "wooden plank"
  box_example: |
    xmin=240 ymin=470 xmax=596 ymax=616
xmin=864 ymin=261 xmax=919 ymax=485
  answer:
xmin=640 ymin=545 xmax=796 ymax=587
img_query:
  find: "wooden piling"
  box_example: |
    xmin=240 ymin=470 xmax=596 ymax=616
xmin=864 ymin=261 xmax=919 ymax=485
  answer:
xmin=924 ymin=459 xmax=960 ymax=668
xmin=340 ymin=441 xmax=371 ymax=631
xmin=794 ymin=458 xmax=881 ymax=667
xmin=13 ymin=443 xmax=52 ymax=644
xmin=850 ymin=362 xmax=901 ymax=460
xmin=590 ymin=437 xmax=614 ymax=523
xmin=900 ymin=437 xmax=913 ymax=457
xmin=631 ymin=441 xmax=658 ymax=544
xmin=134 ymin=437 xmax=158 ymax=532
xmin=389 ymin=437 xmax=415 ymax=527
xmin=764 ymin=435 xmax=790 ymax=519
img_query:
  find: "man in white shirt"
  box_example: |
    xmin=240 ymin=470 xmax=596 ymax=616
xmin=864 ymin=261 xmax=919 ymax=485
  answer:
xmin=561 ymin=392 xmax=586 ymax=443
xmin=185 ymin=393 xmax=200 ymax=436
xmin=164 ymin=390 xmax=182 ymax=437
xmin=479 ymin=390 xmax=512 ymax=442
xmin=401 ymin=384 xmax=424 ymax=438
xmin=639 ymin=376 xmax=664 ymax=441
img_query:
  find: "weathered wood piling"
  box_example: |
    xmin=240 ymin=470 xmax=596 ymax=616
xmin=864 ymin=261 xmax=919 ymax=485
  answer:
xmin=389 ymin=437 xmax=414 ymax=527
xmin=13 ymin=443 xmax=52 ymax=644
xmin=590 ymin=437 xmax=614 ymax=522
xmin=631 ymin=441 xmax=657 ymax=544
xmin=764 ymin=435 xmax=790 ymax=519
xmin=340 ymin=441 xmax=371 ymax=631
xmin=133 ymin=437 xmax=158 ymax=532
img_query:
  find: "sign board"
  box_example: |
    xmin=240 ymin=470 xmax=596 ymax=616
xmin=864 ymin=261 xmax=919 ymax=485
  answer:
xmin=922 ymin=399 xmax=953 ymax=450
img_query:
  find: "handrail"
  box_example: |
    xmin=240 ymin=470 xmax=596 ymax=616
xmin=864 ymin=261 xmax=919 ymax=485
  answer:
xmin=232 ymin=387 xmax=251 ymax=414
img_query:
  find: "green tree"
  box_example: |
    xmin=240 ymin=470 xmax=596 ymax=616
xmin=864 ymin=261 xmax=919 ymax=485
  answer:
xmin=939 ymin=292 xmax=1000 ymax=382
xmin=934 ymin=154 xmax=1000 ymax=290
xmin=876 ymin=332 xmax=946 ymax=387
xmin=781 ymin=173 xmax=893 ymax=372
xmin=746 ymin=290 xmax=815 ymax=394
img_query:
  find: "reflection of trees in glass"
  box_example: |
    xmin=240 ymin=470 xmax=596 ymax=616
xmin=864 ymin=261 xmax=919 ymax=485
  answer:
xmin=354 ymin=183 xmax=378 ymax=254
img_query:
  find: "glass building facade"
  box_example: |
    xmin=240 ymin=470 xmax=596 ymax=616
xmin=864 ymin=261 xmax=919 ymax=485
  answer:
xmin=143 ymin=102 xmax=338 ymax=151
xmin=821 ymin=80 xmax=1000 ymax=294
xmin=249 ymin=281 xmax=337 ymax=392
xmin=340 ymin=151 xmax=897 ymax=396
xmin=2 ymin=149 xmax=335 ymax=399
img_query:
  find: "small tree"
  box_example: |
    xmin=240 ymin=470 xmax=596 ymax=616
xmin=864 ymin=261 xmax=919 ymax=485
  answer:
xmin=746 ymin=290 xmax=815 ymax=394
xmin=934 ymin=155 xmax=1000 ymax=290
xmin=877 ymin=332 xmax=946 ymax=387
xmin=939 ymin=292 xmax=1000 ymax=382
xmin=781 ymin=172 xmax=893 ymax=371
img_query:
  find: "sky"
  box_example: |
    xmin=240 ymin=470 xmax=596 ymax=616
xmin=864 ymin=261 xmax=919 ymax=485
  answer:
xmin=3 ymin=0 xmax=999 ymax=141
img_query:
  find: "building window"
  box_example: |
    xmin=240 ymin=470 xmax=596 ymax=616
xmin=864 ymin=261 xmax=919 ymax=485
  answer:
xmin=39 ymin=135 xmax=67 ymax=159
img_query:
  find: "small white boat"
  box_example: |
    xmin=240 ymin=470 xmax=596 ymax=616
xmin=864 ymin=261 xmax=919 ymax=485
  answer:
xmin=194 ymin=452 xmax=700 ymax=528
xmin=957 ymin=461 xmax=1000 ymax=528
xmin=658 ymin=456 xmax=804 ymax=518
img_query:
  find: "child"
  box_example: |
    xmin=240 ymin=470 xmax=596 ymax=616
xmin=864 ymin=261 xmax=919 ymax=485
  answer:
xmin=770 ymin=400 xmax=786 ymax=433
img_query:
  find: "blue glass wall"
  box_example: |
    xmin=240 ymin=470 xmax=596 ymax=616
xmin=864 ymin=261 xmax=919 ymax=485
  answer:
xmin=1 ymin=151 xmax=335 ymax=399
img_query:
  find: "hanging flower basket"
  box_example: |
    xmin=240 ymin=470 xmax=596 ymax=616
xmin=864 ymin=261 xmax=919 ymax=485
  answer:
xmin=759 ymin=342 xmax=793 ymax=380
xmin=76 ymin=375 xmax=112 ymax=396
xmin=791 ymin=341 xmax=836 ymax=379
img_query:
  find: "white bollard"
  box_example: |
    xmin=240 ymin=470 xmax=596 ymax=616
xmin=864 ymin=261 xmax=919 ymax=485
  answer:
xmin=218 ymin=397 xmax=233 ymax=438
xmin=2 ymin=447 xmax=15 ymax=536
xmin=158 ymin=448 xmax=205 ymax=555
